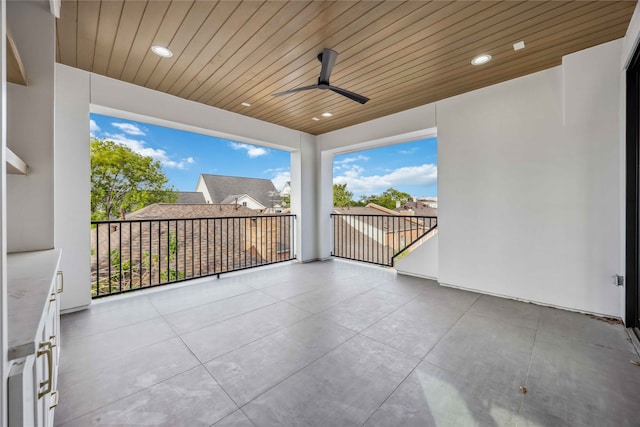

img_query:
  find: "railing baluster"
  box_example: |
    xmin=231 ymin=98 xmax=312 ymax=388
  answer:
xmin=328 ymin=214 xmax=438 ymax=268
xmin=90 ymin=215 xmax=297 ymax=298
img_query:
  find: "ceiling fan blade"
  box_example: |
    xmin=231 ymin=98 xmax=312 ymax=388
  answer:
xmin=319 ymin=48 xmax=338 ymax=83
xmin=329 ymin=86 xmax=369 ymax=104
xmin=272 ymin=85 xmax=319 ymax=97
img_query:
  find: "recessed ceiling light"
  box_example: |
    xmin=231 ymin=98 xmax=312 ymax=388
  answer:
xmin=151 ymin=45 xmax=173 ymax=58
xmin=513 ymin=41 xmax=525 ymax=51
xmin=312 ymin=117 xmax=320 ymax=121
xmin=321 ymin=112 xmax=333 ymax=117
xmin=241 ymin=102 xmax=251 ymax=107
xmin=471 ymin=54 xmax=492 ymax=66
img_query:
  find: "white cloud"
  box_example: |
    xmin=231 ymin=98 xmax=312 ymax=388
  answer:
xmin=228 ymin=142 xmax=268 ymax=158
xmin=333 ymin=155 xmax=369 ymax=170
xmin=271 ymin=171 xmax=291 ymax=192
xmin=111 ymin=122 xmax=146 ymax=136
xmin=90 ymin=119 xmax=100 ymax=134
xmin=103 ymin=133 xmax=194 ymax=169
xmin=334 ymin=155 xmax=369 ymax=165
xmin=399 ymin=147 xmax=418 ymax=155
xmin=333 ymin=163 xmax=437 ymax=196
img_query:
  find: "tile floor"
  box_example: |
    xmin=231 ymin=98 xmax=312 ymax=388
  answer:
xmin=55 ymin=260 xmax=640 ymax=426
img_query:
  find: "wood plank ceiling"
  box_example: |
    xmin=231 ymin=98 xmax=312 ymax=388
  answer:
xmin=56 ymin=1 xmax=636 ymax=135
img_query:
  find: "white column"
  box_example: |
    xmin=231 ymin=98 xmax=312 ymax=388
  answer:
xmin=54 ymin=64 xmax=91 ymax=311
xmin=290 ymin=133 xmax=319 ymax=261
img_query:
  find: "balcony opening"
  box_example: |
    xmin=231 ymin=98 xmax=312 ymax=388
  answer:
xmin=89 ymin=114 xmax=293 ymax=298
xmin=330 ymin=137 xmax=437 ymax=267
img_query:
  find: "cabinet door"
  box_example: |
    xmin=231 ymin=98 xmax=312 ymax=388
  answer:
xmin=34 ymin=289 xmax=59 ymax=427
xmin=8 ymin=356 xmax=36 ymax=427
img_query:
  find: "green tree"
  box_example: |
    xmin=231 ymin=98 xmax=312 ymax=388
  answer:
xmin=333 ymin=183 xmax=355 ymax=207
xmin=281 ymin=194 xmax=290 ymax=208
xmin=359 ymin=187 xmax=412 ymax=210
xmin=91 ymin=138 xmax=177 ymax=220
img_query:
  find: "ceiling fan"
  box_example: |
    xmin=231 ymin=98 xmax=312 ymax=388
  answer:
xmin=273 ymin=48 xmax=369 ymax=105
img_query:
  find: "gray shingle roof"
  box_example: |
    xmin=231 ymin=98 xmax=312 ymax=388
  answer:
xmin=199 ymin=174 xmax=279 ymax=207
xmin=220 ymin=194 xmax=246 ymax=204
xmin=127 ymin=203 xmax=261 ymax=220
xmin=176 ymin=192 xmax=206 ymax=204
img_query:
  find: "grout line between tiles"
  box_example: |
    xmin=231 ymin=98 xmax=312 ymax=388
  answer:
xmin=516 ymin=310 xmax=543 ymax=426
xmin=57 ymin=364 xmax=205 ymax=426
xmin=359 ymin=292 xmax=478 ymax=427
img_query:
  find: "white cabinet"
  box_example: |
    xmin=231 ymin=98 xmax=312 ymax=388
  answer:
xmin=7 ymin=250 xmax=62 ymax=427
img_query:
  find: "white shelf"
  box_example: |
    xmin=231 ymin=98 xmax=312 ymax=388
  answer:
xmin=7 ymin=147 xmax=28 ymax=175
xmin=7 ymin=27 xmax=27 ymax=86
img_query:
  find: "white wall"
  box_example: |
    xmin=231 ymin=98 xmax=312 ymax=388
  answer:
xmin=54 ymin=64 xmax=91 ymax=311
xmin=436 ymin=41 xmax=621 ymax=317
xmin=0 ymin=0 xmax=8 ymax=422
xmin=90 ymin=74 xmax=302 ymax=152
xmin=317 ymin=40 xmax=625 ymax=318
xmin=396 ymin=234 xmax=438 ymax=280
xmin=6 ymin=1 xmax=55 ymax=253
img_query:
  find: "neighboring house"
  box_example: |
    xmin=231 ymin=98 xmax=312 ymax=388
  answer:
xmin=220 ymin=194 xmax=264 ymax=210
xmin=176 ymin=191 xmax=206 ymax=204
xmin=332 ymin=203 xmax=437 ymax=265
xmin=395 ymin=200 xmax=438 ymax=217
xmin=195 ymin=174 xmax=281 ymax=210
xmin=280 ymin=181 xmax=291 ymax=197
xmin=92 ymin=203 xmax=293 ymax=292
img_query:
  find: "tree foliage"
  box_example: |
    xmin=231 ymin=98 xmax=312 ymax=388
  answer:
xmin=359 ymin=188 xmax=412 ymax=210
xmin=333 ymin=183 xmax=355 ymax=207
xmin=281 ymin=194 xmax=290 ymax=208
xmin=91 ymin=138 xmax=177 ymax=220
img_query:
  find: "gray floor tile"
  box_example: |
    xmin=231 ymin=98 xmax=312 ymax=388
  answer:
xmin=243 ymin=335 xmax=420 ymax=427
xmin=361 ymin=300 xmax=462 ymax=359
xmin=205 ymin=316 xmax=353 ymax=406
xmin=261 ymin=277 xmax=329 ymax=300
xmin=164 ymin=290 xmax=279 ymax=334
xmin=515 ymin=406 xmax=575 ymax=427
xmin=524 ymin=333 xmax=640 ymax=427
xmin=375 ymin=274 xmax=438 ymax=297
xmin=276 ymin=315 xmax=355 ymax=355
xmin=466 ymin=295 xmax=541 ymax=330
xmin=214 ymin=410 xmax=255 ymax=427
xmin=205 ymin=332 xmax=319 ymax=406
xmin=285 ymin=282 xmax=373 ymax=313
xmin=365 ymin=360 xmax=521 ymax=427
xmin=149 ymin=281 xmax=255 ymax=314
xmin=56 ymin=337 xmax=199 ymax=424
xmin=425 ymin=313 xmax=536 ymax=393
xmin=55 ymin=261 xmax=640 ymax=427
xmin=61 ymin=296 xmax=160 ymax=341
xmin=59 ymin=317 xmax=176 ymax=374
xmin=538 ymin=307 xmax=634 ymax=352
xmin=181 ymin=301 xmax=310 ymax=363
xmin=320 ymin=289 xmax=409 ymax=331
xmin=417 ymin=284 xmax=480 ymax=312
xmin=59 ymin=366 xmax=237 ymax=427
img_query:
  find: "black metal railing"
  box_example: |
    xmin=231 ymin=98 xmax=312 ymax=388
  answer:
xmin=330 ymin=214 xmax=437 ymax=267
xmin=91 ymin=214 xmax=296 ymax=298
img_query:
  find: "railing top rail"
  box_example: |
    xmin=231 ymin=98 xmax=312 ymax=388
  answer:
xmin=330 ymin=214 xmax=437 ymax=219
xmin=91 ymin=214 xmax=296 ymax=225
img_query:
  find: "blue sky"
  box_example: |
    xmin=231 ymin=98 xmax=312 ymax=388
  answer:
xmin=90 ymin=113 xmax=437 ymax=197
xmin=333 ymin=138 xmax=437 ymax=199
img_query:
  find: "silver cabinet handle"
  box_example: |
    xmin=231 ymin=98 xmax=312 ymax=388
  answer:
xmin=57 ymin=270 xmax=64 ymax=293
xmin=37 ymin=341 xmax=53 ymax=399
xmin=50 ymin=390 xmax=59 ymax=409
